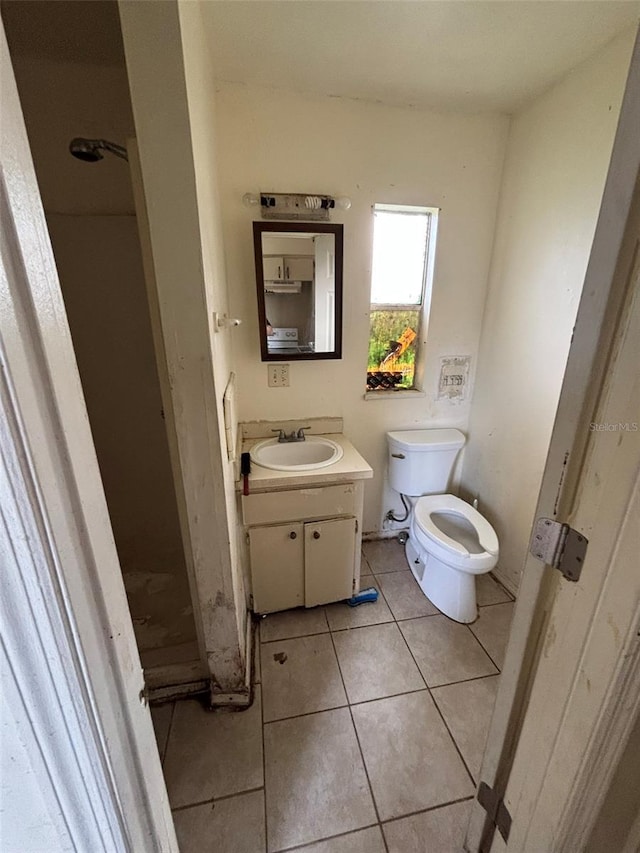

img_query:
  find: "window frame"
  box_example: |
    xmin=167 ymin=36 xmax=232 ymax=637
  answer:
xmin=366 ymin=203 xmax=439 ymax=395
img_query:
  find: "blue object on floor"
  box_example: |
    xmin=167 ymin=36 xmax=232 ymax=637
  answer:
xmin=346 ymin=587 xmax=379 ymax=607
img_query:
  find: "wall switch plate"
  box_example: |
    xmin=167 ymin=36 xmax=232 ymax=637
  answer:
xmin=268 ymin=364 xmax=290 ymax=387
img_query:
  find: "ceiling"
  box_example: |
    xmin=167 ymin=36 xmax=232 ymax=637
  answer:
xmin=204 ymin=1 xmax=640 ymax=114
xmin=1 ymin=1 xmax=125 ymax=66
xmin=2 ymin=1 xmax=637 ymax=114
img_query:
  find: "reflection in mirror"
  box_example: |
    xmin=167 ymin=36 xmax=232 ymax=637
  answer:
xmin=253 ymin=222 xmax=343 ymax=361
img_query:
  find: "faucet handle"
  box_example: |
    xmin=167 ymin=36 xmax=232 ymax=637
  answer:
xmin=296 ymin=426 xmax=311 ymax=439
xmin=271 ymin=428 xmax=286 ymax=441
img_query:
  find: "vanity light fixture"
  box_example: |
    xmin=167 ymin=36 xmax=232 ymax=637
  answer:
xmin=242 ymin=192 xmax=351 ymax=221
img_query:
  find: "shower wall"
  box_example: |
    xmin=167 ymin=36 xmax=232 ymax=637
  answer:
xmin=4 ymin=14 xmax=197 ymax=661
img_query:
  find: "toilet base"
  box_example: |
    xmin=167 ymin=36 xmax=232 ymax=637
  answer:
xmin=405 ymin=538 xmax=479 ymax=624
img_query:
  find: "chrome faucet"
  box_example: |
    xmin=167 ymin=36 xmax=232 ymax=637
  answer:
xmin=272 ymin=426 xmax=311 ymax=443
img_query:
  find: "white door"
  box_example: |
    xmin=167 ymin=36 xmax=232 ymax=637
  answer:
xmin=466 ymin=34 xmax=640 ymax=852
xmin=499 ymin=190 xmax=640 ymax=851
xmin=1 ymin=23 xmax=177 ymax=852
xmin=314 ymin=234 xmax=335 ymax=351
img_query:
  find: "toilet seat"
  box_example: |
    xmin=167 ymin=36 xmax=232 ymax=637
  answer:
xmin=414 ymin=494 xmax=499 ymax=559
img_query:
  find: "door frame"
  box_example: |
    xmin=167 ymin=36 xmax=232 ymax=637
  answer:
xmin=466 ymin=27 xmax=640 ymax=852
xmin=1 ymin=23 xmax=177 ymax=851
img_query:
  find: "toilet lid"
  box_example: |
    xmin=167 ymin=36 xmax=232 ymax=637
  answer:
xmin=414 ymin=494 xmax=499 ymax=558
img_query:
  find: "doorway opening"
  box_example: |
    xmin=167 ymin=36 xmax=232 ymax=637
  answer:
xmin=2 ymin=0 xmax=205 ymax=694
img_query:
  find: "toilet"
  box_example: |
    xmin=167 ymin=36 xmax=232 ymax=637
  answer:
xmin=387 ymin=429 xmax=499 ymax=623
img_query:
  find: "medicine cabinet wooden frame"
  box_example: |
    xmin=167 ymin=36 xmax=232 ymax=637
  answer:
xmin=253 ymin=221 xmax=344 ymax=361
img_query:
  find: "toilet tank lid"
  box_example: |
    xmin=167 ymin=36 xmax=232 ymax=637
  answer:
xmin=387 ymin=429 xmax=466 ymax=452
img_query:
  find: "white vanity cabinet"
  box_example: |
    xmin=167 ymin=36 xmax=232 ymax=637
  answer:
xmin=263 ymin=255 xmax=314 ymax=282
xmin=242 ymin=482 xmax=362 ymax=614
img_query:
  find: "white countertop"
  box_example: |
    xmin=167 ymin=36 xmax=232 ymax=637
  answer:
xmin=237 ymin=434 xmax=373 ymax=492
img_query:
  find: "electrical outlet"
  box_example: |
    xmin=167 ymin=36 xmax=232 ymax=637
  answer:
xmin=268 ymin=364 xmax=290 ymax=387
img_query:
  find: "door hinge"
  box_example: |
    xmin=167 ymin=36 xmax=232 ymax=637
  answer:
xmin=355 ymin=518 xmax=358 ymax=533
xmin=530 ymin=518 xmax=588 ymax=582
xmin=477 ymin=781 xmax=511 ymax=843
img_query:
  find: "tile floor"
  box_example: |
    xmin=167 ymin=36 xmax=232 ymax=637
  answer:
xmin=152 ymin=539 xmax=515 ymax=853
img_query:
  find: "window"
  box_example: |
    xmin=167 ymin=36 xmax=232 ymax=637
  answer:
xmin=366 ymin=204 xmax=438 ymax=392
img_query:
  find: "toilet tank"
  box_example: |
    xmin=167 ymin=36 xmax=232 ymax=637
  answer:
xmin=387 ymin=429 xmax=466 ymax=497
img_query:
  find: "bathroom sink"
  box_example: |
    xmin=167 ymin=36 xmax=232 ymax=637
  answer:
xmin=250 ymin=436 xmax=344 ymax=471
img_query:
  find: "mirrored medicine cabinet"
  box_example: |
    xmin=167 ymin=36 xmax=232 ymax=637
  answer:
xmin=253 ymin=222 xmax=343 ymax=361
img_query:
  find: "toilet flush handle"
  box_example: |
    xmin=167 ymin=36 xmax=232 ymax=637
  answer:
xmin=391 ymin=452 xmax=405 ymax=459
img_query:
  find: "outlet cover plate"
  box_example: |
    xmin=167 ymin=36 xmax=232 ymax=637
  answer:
xmin=268 ymin=364 xmax=290 ymax=387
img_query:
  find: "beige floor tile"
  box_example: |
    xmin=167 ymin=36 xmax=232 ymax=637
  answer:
xmin=173 ymin=790 xmax=265 ymax=853
xmin=432 ymin=675 xmax=499 ymax=781
xmin=294 ymin=826 xmax=386 ymax=852
xmin=362 ymin=539 xmax=409 ymax=574
xmin=333 ymin=623 xmax=425 ymax=703
xmin=164 ymin=693 xmax=263 ymax=807
xmin=476 ymin=573 xmax=512 ymax=607
xmin=352 ymin=692 xmax=474 ymax=820
xmin=383 ymin=799 xmax=473 ymax=852
xmin=261 ymin=634 xmax=347 ymax=722
xmin=260 ymin=606 xmax=329 ymax=643
xmin=150 ymin=703 xmax=173 ymax=762
xmin=264 ymin=707 xmax=377 ymax=851
xmin=325 ymin=592 xmax=393 ymax=631
xmin=399 ymin=615 xmax=498 ymax=686
xmin=376 ymin=571 xmax=439 ymax=620
xmin=470 ymin=602 xmax=514 ymax=669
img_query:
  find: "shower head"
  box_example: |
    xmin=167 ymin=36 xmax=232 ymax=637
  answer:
xmin=69 ymin=138 xmax=128 ymax=163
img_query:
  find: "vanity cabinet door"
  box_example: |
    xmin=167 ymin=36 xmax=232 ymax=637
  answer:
xmin=304 ymin=517 xmax=356 ymax=607
xmin=249 ymin=522 xmax=304 ymax=613
xmin=262 ymin=256 xmax=284 ymax=281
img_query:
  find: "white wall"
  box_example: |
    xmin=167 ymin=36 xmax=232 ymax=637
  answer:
xmin=461 ymin=29 xmax=635 ymax=593
xmin=215 ymin=84 xmax=509 ymax=531
xmin=1 ymin=52 xmax=135 ymax=216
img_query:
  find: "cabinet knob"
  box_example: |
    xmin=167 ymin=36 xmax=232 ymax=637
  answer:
xmin=289 ymin=531 xmax=297 ymax=540
xmin=313 ymin=531 xmax=320 ymax=540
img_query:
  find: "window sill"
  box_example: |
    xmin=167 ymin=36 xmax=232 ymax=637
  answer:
xmin=363 ymin=389 xmax=426 ymax=401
